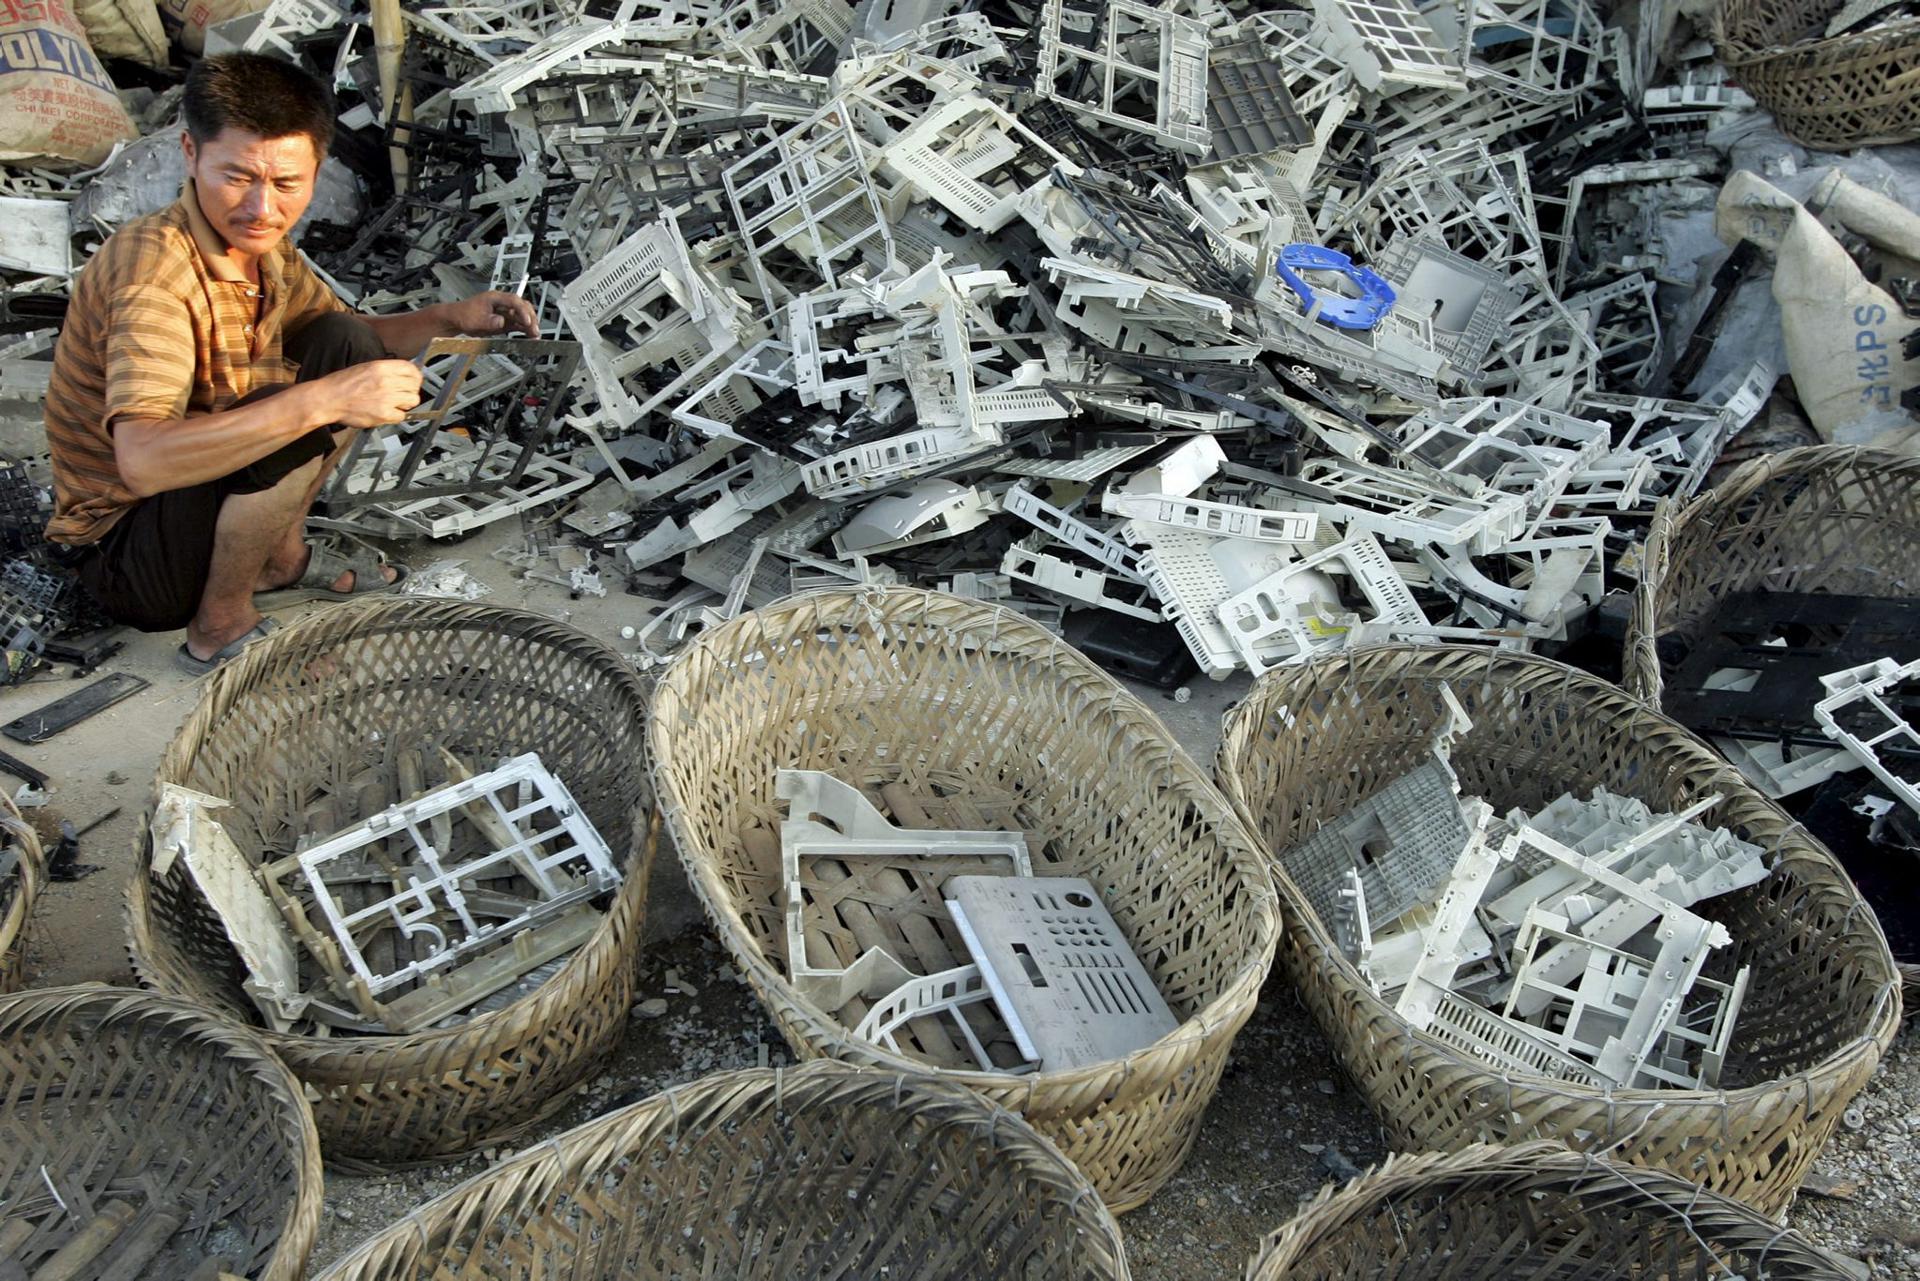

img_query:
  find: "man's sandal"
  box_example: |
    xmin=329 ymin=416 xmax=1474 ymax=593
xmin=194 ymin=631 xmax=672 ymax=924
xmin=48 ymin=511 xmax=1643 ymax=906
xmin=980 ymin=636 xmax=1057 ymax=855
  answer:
xmin=174 ymin=616 xmax=281 ymax=677
xmin=256 ymin=541 xmax=409 ymax=609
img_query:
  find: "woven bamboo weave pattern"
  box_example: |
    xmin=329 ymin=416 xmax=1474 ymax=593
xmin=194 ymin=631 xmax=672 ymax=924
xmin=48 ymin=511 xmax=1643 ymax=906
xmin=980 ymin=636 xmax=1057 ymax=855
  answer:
xmin=125 ymin=598 xmax=655 ymax=1165
xmin=647 ymin=587 xmax=1280 ymax=1213
xmin=320 ymin=1062 xmax=1131 ymax=1281
xmin=1625 ymin=445 xmax=1920 ymax=995
xmin=1713 ymin=0 xmax=1920 ymax=148
xmin=1246 ymin=1141 xmax=1855 ymax=1278
xmin=0 ymin=792 xmax=45 ymax=993
xmin=0 ymin=985 xmax=323 ymax=1280
xmin=1216 ymin=646 xmax=1900 ymax=1216
xmin=1624 ymin=446 xmax=1920 ymax=709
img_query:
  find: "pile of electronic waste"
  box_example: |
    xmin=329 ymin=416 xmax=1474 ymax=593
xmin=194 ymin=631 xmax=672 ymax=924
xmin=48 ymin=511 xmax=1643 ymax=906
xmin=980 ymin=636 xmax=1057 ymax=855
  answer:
xmin=4 ymin=0 xmax=1874 ymax=683
xmin=150 ymin=749 xmax=623 ymax=1034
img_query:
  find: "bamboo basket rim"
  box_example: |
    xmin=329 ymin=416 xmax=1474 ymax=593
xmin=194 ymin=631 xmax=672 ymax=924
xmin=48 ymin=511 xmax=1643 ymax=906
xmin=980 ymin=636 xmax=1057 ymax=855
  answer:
xmin=1246 ymin=1139 xmax=1857 ymax=1278
xmin=319 ymin=1060 xmax=1131 ymax=1281
xmin=647 ymin=585 xmax=1282 ymax=1096
xmin=1215 ymin=643 xmax=1902 ymax=1110
xmin=0 ymin=799 xmax=46 ymax=982
xmin=0 ymin=983 xmax=325 ymax=1281
xmin=1712 ymin=0 xmax=1920 ymax=63
xmin=123 ymin=597 xmax=655 ymax=1058
xmin=1623 ymin=443 xmax=1920 ymax=708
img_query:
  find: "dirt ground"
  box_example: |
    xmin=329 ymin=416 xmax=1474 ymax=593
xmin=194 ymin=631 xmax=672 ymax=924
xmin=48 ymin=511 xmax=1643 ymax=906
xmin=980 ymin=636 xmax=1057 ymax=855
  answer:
xmin=1 ymin=399 xmax=1914 ymax=1278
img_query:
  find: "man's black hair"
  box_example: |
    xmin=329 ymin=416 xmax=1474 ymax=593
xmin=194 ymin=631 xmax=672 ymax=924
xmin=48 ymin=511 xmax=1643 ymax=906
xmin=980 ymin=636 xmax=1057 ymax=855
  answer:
xmin=182 ymin=52 xmax=335 ymax=158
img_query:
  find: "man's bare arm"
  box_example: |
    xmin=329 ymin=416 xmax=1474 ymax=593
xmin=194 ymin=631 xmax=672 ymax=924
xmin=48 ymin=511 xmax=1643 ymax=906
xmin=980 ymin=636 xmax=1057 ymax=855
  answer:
xmin=113 ymin=360 xmax=422 ymax=497
xmin=360 ymin=291 xmax=541 ymax=358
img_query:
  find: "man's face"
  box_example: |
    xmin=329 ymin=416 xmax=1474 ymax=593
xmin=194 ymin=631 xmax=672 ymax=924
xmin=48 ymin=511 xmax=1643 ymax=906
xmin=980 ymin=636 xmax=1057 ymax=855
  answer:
xmin=181 ymin=127 xmax=320 ymax=258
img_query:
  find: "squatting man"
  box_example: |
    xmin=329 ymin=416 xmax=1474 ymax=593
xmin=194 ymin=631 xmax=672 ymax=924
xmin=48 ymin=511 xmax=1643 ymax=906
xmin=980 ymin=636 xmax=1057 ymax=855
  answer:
xmin=42 ymin=52 xmax=537 ymax=673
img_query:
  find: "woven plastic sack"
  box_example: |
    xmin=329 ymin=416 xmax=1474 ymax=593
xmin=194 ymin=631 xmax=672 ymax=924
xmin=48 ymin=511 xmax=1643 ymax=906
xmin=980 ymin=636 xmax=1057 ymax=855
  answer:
xmin=74 ymin=0 xmax=168 ymax=67
xmin=156 ymin=0 xmax=269 ymax=53
xmin=0 ymin=0 xmax=138 ymax=167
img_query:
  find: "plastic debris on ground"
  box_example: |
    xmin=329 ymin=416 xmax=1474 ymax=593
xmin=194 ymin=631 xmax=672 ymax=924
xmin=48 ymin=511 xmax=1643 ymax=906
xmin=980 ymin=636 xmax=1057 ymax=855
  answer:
xmin=6 ymin=0 xmax=1919 ymax=685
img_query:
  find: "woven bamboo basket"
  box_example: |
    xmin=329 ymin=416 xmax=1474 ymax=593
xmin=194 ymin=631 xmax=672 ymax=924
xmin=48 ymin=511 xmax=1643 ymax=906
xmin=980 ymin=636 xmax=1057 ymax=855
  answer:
xmin=1245 ymin=1141 xmax=1855 ymax=1278
xmin=1713 ymin=0 xmax=1920 ymax=148
xmin=1625 ymin=444 xmax=1920 ymax=995
xmin=319 ymin=1061 xmax=1131 ymax=1281
xmin=0 ymin=791 xmax=46 ymax=992
xmin=0 ymin=985 xmax=323 ymax=1280
xmin=647 ymin=587 xmax=1280 ymax=1213
xmin=1216 ymin=646 xmax=1900 ymax=1217
xmin=126 ymin=598 xmax=655 ymax=1165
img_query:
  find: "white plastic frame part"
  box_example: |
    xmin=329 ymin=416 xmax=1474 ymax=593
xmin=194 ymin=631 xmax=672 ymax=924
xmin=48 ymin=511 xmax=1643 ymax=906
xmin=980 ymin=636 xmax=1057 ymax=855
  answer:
xmin=1501 ymin=905 xmax=1736 ymax=1089
xmin=1216 ymin=531 xmax=1427 ymax=673
xmin=852 ymin=964 xmax=1037 ymax=1072
xmin=202 ymin=0 xmax=345 ymax=57
xmin=724 ymin=109 xmax=896 ymax=306
xmin=1309 ymin=0 xmax=1461 ymax=91
xmin=800 ymin=426 xmax=998 ymax=499
xmin=1425 ymin=989 xmax=1606 ymax=1085
xmin=1372 ymin=237 xmax=1524 ymax=386
xmin=622 ymin=448 xmax=802 ymax=569
xmin=1294 ymin=457 xmax=1532 ymax=555
xmin=1000 ymin=538 xmax=1163 ymax=621
xmin=777 ymin=770 xmax=1032 ymax=1010
xmin=1815 ymin=658 xmax=1920 ymax=817
xmin=1392 ymin=800 xmax=1504 ymax=1033
xmin=1488 ymin=819 xmax=1741 ymax=1021
xmin=669 ymin=339 xmax=799 ymax=444
xmin=152 ymin=785 xmax=304 ymax=1030
xmin=996 ymin=446 xmax=1162 ymax=484
xmin=1102 ymin=491 xmax=1319 ymax=544
xmin=449 ymin=16 xmax=635 ymax=113
xmin=408 ymin=0 xmax=594 ymax=61
xmin=711 ymin=0 xmax=852 ymax=73
xmin=1331 ymin=142 xmax=1549 ymax=275
xmin=1129 ymin=435 xmax=1229 ymax=498
xmin=1712 ymin=736 xmax=1860 ymax=801
xmin=292 ymin=754 xmax=622 ymax=999
xmin=1484 ymin=790 xmax=1765 ymax=926
xmin=358 ymin=450 xmax=596 ymax=540
xmin=878 ymin=95 xmax=1076 ymax=234
xmin=1004 ymin=484 xmax=1143 ymax=577
xmin=1397 ymin=398 xmax=1611 ymax=512
xmin=1032 ymin=0 xmax=1212 ymax=156
xmin=1133 ymin=525 xmax=1295 ymax=679
xmin=559 ymin=215 xmax=752 ymax=434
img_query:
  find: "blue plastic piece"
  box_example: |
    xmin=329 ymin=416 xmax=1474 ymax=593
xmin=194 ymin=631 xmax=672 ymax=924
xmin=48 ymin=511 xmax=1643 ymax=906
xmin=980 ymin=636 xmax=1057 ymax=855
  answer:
xmin=1274 ymin=244 xmax=1397 ymax=331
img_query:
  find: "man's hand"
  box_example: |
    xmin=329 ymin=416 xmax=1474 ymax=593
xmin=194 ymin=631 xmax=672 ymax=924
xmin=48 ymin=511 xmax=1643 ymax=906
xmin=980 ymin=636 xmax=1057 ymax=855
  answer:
xmin=442 ymin=290 xmax=539 ymax=338
xmin=316 ymin=359 xmax=424 ymax=428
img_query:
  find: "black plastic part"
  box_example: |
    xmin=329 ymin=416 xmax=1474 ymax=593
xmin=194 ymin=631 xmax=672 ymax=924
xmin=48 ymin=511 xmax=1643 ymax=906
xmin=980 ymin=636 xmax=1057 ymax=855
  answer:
xmin=1794 ymin=775 xmax=1919 ymax=967
xmin=1660 ymin=591 xmax=1920 ymax=743
xmin=0 ymin=747 xmax=48 ymax=788
xmin=1 ymin=672 xmax=150 ymax=745
xmin=1663 ymin=242 xmax=1761 ymax=395
xmin=0 ymin=290 xmax=67 ymax=337
xmin=1072 ymin=612 xmax=1200 ymax=688
xmin=39 ymin=627 xmax=126 ymax=669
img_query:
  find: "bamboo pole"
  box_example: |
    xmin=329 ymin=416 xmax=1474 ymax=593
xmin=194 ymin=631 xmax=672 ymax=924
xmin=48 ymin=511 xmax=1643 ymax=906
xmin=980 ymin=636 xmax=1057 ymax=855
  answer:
xmin=369 ymin=0 xmax=410 ymax=194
